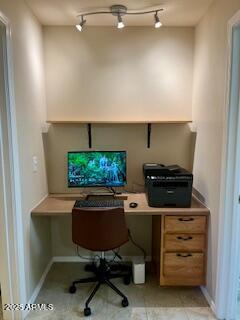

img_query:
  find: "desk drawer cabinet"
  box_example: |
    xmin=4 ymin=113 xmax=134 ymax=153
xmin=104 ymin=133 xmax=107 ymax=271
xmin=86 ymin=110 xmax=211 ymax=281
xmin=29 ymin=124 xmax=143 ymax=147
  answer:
xmin=165 ymin=216 xmax=206 ymax=233
xmin=164 ymin=234 xmax=205 ymax=252
xmin=163 ymin=253 xmax=204 ymax=277
xmin=152 ymin=213 xmax=208 ymax=286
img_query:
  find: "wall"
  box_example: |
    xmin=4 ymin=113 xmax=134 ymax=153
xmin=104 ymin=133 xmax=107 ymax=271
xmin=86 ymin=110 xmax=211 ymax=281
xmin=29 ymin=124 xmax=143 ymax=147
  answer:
xmin=192 ymin=0 xmax=240 ymax=304
xmin=45 ymin=123 xmax=194 ymax=257
xmin=46 ymin=124 xmax=194 ymax=193
xmin=0 ymin=0 xmax=50 ymax=301
xmin=44 ymin=26 xmax=194 ymax=121
xmin=43 ymin=26 xmax=195 ymax=257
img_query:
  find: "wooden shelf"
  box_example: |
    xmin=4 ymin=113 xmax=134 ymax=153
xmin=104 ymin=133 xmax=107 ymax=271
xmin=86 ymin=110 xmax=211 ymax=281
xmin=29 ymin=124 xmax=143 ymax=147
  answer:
xmin=46 ymin=120 xmax=192 ymax=124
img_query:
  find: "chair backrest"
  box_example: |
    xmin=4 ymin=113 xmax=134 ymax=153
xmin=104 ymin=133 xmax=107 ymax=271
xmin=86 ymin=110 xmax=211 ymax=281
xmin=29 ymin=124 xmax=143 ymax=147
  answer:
xmin=72 ymin=207 xmax=128 ymax=251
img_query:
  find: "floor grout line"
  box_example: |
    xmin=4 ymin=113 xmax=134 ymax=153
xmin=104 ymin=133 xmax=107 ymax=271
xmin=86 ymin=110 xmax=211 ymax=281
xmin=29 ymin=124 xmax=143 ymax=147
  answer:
xmin=184 ymin=308 xmax=192 ymax=320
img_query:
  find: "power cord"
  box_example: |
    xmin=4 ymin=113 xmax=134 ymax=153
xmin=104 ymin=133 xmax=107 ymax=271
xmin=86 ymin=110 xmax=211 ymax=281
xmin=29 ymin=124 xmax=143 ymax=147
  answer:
xmin=76 ymin=245 xmax=101 ymax=262
xmin=128 ymin=230 xmax=147 ymax=261
xmin=108 ymin=248 xmax=121 ymax=263
xmin=76 ymin=245 xmax=121 ymax=264
xmin=76 ymin=231 xmax=147 ymax=264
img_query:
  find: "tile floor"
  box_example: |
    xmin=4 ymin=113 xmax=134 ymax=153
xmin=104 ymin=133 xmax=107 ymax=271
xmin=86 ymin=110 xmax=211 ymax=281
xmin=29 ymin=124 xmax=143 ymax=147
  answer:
xmin=26 ymin=262 xmax=216 ymax=320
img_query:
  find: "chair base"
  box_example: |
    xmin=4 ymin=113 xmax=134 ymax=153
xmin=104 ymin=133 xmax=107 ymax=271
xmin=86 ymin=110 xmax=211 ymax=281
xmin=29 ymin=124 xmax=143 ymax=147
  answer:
xmin=69 ymin=259 xmax=132 ymax=316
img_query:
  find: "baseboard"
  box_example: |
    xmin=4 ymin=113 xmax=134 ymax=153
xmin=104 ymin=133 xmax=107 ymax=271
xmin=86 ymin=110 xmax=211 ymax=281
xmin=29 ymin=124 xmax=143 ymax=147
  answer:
xmin=200 ymin=286 xmax=217 ymax=316
xmin=52 ymin=255 xmax=152 ymax=263
xmin=23 ymin=258 xmax=53 ymax=319
xmin=22 ymin=194 xmax=51 ymax=319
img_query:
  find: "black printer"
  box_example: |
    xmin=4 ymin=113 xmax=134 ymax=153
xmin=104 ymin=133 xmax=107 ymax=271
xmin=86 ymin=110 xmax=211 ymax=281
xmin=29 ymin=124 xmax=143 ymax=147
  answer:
xmin=143 ymin=164 xmax=193 ymax=208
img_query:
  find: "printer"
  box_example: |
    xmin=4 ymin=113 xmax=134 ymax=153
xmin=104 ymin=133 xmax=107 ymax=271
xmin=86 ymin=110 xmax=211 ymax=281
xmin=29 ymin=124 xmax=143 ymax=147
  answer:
xmin=143 ymin=164 xmax=193 ymax=208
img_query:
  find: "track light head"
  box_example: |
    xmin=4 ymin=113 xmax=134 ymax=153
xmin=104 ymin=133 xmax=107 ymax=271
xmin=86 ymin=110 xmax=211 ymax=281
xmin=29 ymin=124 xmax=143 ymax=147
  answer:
xmin=76 ymin=16 xmax=86 ymax=32
xmin=154 ymin=12 xmax=162 ymax=28
xmin=117 ymin=13 xmax=125 ymax=29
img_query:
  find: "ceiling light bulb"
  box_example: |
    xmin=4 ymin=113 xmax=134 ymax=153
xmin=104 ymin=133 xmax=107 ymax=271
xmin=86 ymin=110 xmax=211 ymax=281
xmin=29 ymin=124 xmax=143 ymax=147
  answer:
xmin=76 ymin=17 xmax=86 ymax=32
xmin=117 ymin=14 xmax=125 ymax=29
xmin=118 ymin=21 xmax=125 ymax=29
xmin=76 ymin=24 xmax=83 ymax=31
xmin=154 ymin=12 xmax=162 ymax=28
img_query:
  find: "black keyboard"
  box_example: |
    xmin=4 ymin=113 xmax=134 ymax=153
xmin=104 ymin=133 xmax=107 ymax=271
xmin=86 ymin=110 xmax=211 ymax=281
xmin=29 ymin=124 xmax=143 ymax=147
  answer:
xmin=74 ymin=199 xmax=124 ymax=208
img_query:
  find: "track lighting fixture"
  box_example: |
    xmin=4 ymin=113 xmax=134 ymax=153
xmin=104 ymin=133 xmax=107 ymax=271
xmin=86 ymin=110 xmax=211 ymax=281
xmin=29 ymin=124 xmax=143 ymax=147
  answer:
xmin=154 ymin=12 xmax=162 ymax=28
xmin=76 ymin=5 xmax=163 ymax=31
xmin=76 ymin=16 xmax=86 ymax=32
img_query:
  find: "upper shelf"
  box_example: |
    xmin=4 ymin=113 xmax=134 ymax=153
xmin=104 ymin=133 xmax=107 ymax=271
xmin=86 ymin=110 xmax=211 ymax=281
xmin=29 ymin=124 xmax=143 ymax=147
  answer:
xmin=45 ymin=119 xmax=193 ymax=149
xmin=46 ymin=119 xmax=192 ymax=124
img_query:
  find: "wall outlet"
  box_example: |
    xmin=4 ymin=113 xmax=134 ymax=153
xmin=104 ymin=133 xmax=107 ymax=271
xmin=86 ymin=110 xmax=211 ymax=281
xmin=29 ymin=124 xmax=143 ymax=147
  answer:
xmin=32 ymin=156 xmax=38 ymax=172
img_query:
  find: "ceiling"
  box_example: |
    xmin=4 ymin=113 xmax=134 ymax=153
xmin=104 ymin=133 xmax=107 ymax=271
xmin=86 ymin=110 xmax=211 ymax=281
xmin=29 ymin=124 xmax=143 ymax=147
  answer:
xmin=26 ymin=0 xmax=215 ymax=27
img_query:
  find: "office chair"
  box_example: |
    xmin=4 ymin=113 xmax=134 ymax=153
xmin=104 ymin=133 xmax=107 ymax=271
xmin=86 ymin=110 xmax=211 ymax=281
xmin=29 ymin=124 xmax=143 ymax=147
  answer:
xmin=69 ymin=207 xmax=132 ymax=317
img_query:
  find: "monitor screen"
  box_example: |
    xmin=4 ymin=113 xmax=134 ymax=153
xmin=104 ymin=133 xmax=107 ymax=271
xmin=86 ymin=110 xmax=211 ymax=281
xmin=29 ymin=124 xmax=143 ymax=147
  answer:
xmin=68 ymin=151 xmax=127 ymax=188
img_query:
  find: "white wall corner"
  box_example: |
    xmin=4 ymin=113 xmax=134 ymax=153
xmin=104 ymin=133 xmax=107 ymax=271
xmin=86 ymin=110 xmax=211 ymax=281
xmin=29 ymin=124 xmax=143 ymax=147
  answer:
xmin=188 ymin=122 xmax=197 ymax=133
xmin=30 ymin=194 xmax=49 ymax=213
xmin=41 ymin=122 xmax=50 ymax=133
xmin=200 ymin=286 xmax=218 ymax=318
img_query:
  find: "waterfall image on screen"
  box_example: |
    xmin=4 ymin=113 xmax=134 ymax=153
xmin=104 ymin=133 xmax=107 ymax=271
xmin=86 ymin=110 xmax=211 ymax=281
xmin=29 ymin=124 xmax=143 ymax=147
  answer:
xmin=68 ymin=151 xmax=127 ymax=187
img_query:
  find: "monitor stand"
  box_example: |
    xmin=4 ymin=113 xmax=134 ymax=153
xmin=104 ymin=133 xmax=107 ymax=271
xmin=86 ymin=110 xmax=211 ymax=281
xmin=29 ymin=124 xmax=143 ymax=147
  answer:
xmin=86 ymin=191 xmax=128 ymax=200
xmin=85 ymin=187 xmax=127 ymax=200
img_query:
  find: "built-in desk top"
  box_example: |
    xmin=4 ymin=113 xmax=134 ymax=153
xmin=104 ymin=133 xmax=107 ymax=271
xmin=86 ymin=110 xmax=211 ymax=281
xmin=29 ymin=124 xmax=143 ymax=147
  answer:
xmin=31 ymin=193 xmax=209 ymax=217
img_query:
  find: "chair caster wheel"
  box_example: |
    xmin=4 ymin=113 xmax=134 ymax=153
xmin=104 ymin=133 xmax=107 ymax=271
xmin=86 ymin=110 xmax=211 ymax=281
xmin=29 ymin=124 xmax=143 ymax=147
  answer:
xmin=122 ymin=298 xmax=129 ymax=307
xmin=84 ymin=307 xmax=91 ymax=316
xmin=123 ymin=275 xmax=131 ymax=285
xmin=69 ymin=285 xmax=76 ymax=294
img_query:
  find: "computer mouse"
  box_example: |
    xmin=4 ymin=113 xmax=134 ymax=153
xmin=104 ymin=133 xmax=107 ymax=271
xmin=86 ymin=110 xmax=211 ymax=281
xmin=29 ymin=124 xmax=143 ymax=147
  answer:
xmin=129 ymin=202 xmax=138 ymax=208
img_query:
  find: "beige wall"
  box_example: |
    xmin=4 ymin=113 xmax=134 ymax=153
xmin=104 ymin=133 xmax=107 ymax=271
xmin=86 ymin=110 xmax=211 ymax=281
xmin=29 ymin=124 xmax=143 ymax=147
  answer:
xmin=0 ymin=0 xmax=50 ymax=300
xmin=46 ymin=124 xmax=194 ymax=193
xmin=192 ymin=0 xmax=240 ymax=303
xmin=43 ymin=26 xmax=195 ymax=257
xmin=44 ymin=26 xmax=194 ymax=122
xmin=45 ymin=123 xmax=194 ymax=257
xmin=51 ymin=215 xmax=152 ymax=258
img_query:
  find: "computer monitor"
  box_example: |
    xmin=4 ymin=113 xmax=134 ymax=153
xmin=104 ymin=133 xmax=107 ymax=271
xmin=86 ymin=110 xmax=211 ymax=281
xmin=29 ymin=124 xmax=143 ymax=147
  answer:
xmin=68 ymin=151 xmax=127 ymax=188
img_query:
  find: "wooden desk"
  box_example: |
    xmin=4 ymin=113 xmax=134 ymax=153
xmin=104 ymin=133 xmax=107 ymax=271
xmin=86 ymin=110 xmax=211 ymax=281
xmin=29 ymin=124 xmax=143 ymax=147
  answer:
xmin=31 ymin=193 xmax=209 ymax=287
xmin=31 ymin=193 xmax=209 ymax=216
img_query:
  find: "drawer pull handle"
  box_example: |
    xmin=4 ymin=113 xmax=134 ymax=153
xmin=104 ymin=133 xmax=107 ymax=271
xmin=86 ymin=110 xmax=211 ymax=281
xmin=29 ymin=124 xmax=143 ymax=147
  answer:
xmin=177 ymin=236 xmax=193 ymax=241
xmin=177 ymin=253 xmax=192 ymax=258
xmin=178 ymin=218 xmax=194 ymax=222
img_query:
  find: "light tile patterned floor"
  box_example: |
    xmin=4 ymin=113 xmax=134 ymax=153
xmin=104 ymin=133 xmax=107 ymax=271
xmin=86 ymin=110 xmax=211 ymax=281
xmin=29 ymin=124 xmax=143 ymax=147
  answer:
xmin=26 ymin=263 xmax=216 ymax=320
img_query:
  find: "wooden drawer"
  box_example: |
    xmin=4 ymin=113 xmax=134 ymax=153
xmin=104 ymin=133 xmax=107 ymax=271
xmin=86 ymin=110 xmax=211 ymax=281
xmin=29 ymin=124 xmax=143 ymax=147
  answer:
xmin=164 ymin=234 xmax=205 ymax=252
xmin=163 ymin=253 xmax=204 ymax=278
xmin=165 ymin=216 xmax=206 ymax=233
